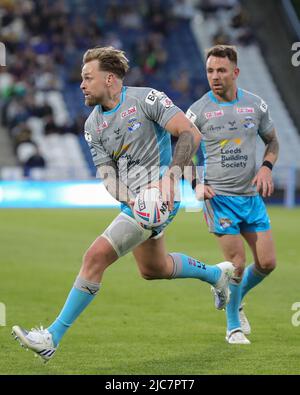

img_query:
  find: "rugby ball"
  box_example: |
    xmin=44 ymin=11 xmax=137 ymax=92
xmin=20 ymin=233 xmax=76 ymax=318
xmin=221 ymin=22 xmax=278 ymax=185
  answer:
xmin=133 ymin=187 xmax=169 ymax=229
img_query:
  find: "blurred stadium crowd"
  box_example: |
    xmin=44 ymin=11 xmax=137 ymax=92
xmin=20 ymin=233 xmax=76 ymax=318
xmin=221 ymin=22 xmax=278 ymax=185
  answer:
xmin=0 ymin=0 xmax=287 ymax=181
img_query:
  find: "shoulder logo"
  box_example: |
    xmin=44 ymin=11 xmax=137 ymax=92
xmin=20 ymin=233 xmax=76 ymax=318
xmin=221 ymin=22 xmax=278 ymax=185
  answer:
xmin=204 ymin=110 xmax=224 ymax=120
xmin=260 ymin=100 xmax=268 ymax=113
xmin=160 ymin=97 xmax=173 ymax=109
xmin=237 ymin=107 xmax=254 ymax=114
xmin=145 ymin=90 xmax=158 ymax=105
xmin=84 ymin=131 xmax=92 ymax=143
xmin=186 ymin=109 xmax=197 ymax=123
xmin=121 ymin=105 xmax=137 ymax=119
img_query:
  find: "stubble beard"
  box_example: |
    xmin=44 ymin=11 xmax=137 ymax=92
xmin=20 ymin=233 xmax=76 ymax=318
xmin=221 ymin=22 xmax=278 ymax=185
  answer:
xmin=212 ymin=84 xmax=224 ymax=96
xmin=85 ymin=95 xmax=102 ymax=107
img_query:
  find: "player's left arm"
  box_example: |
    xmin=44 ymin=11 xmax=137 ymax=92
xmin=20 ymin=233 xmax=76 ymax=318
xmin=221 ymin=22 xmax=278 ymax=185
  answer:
xmin=252 ymin=128 xmax=279 ymax=197
xmin=160 ymin=112 xmax=202 ymax=210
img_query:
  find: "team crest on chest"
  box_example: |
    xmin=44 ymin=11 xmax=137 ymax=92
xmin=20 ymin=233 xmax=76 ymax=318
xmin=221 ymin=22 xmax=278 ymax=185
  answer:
xmin=128 ymin=117 xmax=142 ymax=132
xmin=241 ymin=116 xmax=256 ymax=129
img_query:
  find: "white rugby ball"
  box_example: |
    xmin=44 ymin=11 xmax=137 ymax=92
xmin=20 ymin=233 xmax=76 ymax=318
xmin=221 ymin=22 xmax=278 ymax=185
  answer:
xmin=133 ymin=187 xmax=169 ymax=229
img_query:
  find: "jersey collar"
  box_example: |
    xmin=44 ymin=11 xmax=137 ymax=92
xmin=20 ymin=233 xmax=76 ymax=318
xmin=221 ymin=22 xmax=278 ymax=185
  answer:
xmin=97 ymin=86 xmax=127 ymax=115
xmin=208 ymin=88 xmax=243 ymax=106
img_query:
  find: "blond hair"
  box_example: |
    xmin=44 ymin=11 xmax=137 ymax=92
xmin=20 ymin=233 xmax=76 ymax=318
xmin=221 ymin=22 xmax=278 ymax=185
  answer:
xmin=83 ymin=46 xmax=130 ymax=79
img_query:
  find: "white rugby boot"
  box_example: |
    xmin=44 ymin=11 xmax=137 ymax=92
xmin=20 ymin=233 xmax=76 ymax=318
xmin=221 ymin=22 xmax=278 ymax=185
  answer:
xmin=239 ymin=304 xmax=251 ymax=335
xmin=211 ymin=261 xmax=235 ymax=310
xmin=226 ymin=329 xmax=251 ymax=344
xmin=12 ymin=325 xmax=57 ymax=362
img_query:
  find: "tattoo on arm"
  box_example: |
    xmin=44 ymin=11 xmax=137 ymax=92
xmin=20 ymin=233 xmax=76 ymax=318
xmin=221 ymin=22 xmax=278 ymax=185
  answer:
xmin=261 ymin=130 xmax=279 ymax=163
xmin=97 ymin=161 xmax=134 ymax=204
xmin=170 ymin=131 xmax=197 ymax=172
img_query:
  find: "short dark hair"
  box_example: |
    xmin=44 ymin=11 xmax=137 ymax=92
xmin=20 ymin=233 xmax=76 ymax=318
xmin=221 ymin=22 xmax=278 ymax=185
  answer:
xmin=83 ymin=46 xmax=129 ymax=79
xmin=206 ymin=45 xmax=238 ymax=65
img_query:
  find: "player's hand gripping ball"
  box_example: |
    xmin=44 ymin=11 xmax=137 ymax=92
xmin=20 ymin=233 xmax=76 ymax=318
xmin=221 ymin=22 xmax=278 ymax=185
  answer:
xmin=133 ymin=187 xmax=170 ymax=229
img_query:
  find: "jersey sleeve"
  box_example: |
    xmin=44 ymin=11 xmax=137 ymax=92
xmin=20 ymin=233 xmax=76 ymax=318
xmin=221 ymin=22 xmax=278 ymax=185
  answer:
xmin=186 ymin=101 xmax=206 ymax=130
xmin=257 ymin=98 xmax=274 ymax=136
xmin=139 ymin=89 xmax=181 ymax=128
xmin=84 ymin=119 xmax=111 ymax=167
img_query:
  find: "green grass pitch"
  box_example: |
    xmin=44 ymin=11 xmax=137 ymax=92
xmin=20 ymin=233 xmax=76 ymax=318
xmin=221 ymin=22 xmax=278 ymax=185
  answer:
xmin=0 ymin=207 xmax=299 ymax=375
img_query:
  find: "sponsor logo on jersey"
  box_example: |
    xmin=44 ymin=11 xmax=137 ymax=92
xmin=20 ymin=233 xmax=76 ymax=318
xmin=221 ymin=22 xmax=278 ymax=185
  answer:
xmin=219 ymin=218 xmax=232 ymax=229
xmin=145 ymin=90 xmax=159 ymax=105
xmin=242 ymin=116 xmax=256 ymax=129
xmin=236 ymin=107 xmax=254 ymax=114
xmin=186 ymin=109 xmax=197 ymax=123
xmin=228 ymin=120 xmax=238 ymax=131
xmin=128 ymin=117 xmax=142 ymax=132
xmin=112 ymin=144 xmax=131 ymax=160
xmin=96 ymin=120 xmax=108 ymax=133
xmin=160 ymin=97 xmax=174 ymax=109
xmin=114 ymin=128 xmax=122 ymax=140
xmin=204 ymin=110 xmax=224 ymax=119
xmin=207 ymin=125 xmax=225 ymax=132
xmin=121 ymin=105 xmax=137 ymax=119
xmin=220 ymin=138 xmax=241 ymax=148
xmin=119 ymin=153 xmax=141 ymax=167
xmin=220 ymin=139 xmax=248 ymax=168
xmin=260 ymin=100 xmax=268 ymax=113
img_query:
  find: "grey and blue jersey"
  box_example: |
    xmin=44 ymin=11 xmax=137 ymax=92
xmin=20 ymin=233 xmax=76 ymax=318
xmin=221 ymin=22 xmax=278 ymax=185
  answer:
xmin=186 ymin=88 xmax=274 ymax=196
xmin=84 ymin=86 xmax=181 ymax=195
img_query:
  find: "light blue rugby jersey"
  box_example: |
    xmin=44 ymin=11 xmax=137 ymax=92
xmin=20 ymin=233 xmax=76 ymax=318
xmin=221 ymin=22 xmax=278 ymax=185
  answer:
xmin=84 ymin=86 xmax=181 ymax=196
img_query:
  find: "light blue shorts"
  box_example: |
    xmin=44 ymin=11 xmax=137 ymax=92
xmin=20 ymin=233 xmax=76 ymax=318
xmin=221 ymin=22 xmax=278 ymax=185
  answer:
xmin=121 ymin=201 xmax=181 ymax=238
xmin=203 ymin=195 xmax=271 ymax=235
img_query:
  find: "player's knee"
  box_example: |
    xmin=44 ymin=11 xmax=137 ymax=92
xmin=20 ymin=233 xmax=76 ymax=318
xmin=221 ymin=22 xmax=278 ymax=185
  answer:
xmin=140 ymin=270 xmax=156 ymax=280
xmin=259 ymin=257 xmax=276 ymax=273
xmin=82 ymin=246 xmax=112 ymax=273
xmin=139 ymin=267 xmax=167 ymax=280
xmin=231 ymin=256 xmax=246 ymax=267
